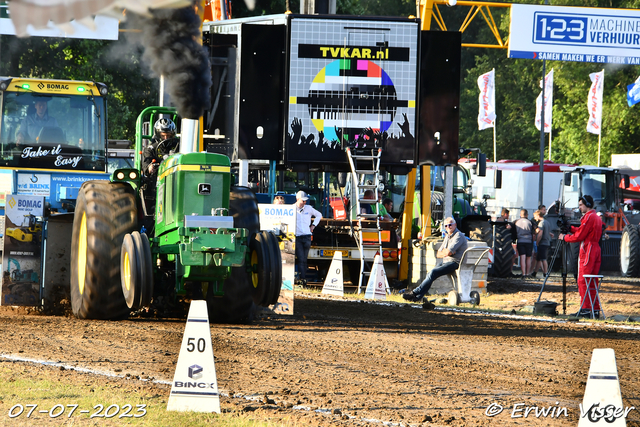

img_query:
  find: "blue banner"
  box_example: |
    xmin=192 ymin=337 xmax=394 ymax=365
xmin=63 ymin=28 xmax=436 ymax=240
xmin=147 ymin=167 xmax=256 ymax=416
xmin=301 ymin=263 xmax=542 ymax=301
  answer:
xmin=627 ymin=78 xmax=640 ymax=107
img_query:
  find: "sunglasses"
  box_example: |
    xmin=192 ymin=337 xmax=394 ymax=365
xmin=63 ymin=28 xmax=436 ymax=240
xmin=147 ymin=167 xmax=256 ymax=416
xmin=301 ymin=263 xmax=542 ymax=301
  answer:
xmin=444 ymin=223 xmax=455 ymax=228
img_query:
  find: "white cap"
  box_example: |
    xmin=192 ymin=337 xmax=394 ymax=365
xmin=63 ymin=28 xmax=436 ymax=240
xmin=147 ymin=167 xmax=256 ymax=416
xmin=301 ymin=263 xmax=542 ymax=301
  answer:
xmin=296 ymin=190 xmax=309 ymax=201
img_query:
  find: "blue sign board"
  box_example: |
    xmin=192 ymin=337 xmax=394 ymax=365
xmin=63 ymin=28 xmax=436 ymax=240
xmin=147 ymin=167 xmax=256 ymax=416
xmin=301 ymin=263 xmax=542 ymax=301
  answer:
xmin=15 ymin=171 xmax=109 ymax=211
xmin=509 ymin=4 xmax=640 ymax=64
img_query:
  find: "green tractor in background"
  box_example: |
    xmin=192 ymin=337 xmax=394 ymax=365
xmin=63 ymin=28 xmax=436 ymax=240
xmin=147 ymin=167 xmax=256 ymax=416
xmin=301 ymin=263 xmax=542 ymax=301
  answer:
xmin=69 ymin=107 xmax=282 ymax=322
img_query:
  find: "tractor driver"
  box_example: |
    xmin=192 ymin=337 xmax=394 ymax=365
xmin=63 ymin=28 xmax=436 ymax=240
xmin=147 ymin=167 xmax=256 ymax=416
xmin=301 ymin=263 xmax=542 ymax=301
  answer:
xmin=16 ymin=98 xmax=59 ymax=146
xmin=142 ymin=118 xmax=179 ymax=177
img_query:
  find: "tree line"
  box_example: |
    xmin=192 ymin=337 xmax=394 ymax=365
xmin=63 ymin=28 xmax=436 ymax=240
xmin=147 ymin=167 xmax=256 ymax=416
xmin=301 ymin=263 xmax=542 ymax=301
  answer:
xmin=2 ymin=0 xmax=639 ymax=166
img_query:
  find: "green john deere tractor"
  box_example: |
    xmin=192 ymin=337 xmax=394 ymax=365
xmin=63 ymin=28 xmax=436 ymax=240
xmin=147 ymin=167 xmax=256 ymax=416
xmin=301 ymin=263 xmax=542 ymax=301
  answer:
xmin=70 ymin=106 xmax=281 ymax=322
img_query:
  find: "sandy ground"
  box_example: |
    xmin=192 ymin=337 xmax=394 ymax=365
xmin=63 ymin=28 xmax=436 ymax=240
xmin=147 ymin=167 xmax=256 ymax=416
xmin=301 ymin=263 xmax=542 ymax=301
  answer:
xmin=0 ymin=274 xmax=639 ymax=426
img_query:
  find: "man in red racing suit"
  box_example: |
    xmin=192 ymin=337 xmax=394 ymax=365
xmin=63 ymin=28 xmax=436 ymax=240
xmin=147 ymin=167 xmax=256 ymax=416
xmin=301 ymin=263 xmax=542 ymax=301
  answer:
xmin=558 ymin=195 xmax=603 ymax=316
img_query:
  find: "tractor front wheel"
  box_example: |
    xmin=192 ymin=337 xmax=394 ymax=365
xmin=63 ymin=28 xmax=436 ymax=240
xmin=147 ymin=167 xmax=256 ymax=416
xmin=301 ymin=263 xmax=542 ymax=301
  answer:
xmin=120 ymin=231 xmax=153 ymax=310
xmin=71 ymin=181 xmax=137 ymax=319
xmin=265 ymin=231 xmax=283 ymax=305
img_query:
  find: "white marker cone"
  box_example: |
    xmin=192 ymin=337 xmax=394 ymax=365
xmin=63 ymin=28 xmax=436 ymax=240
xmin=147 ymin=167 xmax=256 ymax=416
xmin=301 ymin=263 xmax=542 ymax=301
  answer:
xmin=322 ymin=251 xmax=344 ymax=297
xmin=167 ymin=300 xmax=220 ymax=413
xmin=578 ymin=348 xmax=628 ymax=426
xmin=364 ymin=254 xmax=388 ymax=300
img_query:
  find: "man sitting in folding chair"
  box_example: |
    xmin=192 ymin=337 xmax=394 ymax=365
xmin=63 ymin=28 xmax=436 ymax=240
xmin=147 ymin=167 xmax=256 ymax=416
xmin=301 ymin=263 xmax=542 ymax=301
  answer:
xmin=403 ymin=217 xmax=468 ymax=309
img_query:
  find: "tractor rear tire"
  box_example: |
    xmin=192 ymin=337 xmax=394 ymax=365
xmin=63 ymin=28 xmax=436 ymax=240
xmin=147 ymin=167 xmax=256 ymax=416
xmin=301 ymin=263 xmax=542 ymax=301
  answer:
xmin=621 ymin=224 xmax=640 ymax=277
xmin=71 ymin=181 xmax=137 ymax=319
xmin=207 ymin=186 xmax=258 ymax=324
xmin=491 ymin=225 xmax=514 ymax=278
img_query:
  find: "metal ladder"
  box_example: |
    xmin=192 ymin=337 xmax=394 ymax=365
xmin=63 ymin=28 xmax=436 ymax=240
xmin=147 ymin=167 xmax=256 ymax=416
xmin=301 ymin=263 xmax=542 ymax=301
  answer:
xmin=346 ymin=147 xmax=385 ymax=293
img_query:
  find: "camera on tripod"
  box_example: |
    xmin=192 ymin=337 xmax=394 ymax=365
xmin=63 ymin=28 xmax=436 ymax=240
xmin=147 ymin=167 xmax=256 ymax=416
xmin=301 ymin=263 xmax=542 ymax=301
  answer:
xmin=557 ymin=216 xmax=571 ymax=234
xmin=554 ymin=200 xmax=571 ymax=233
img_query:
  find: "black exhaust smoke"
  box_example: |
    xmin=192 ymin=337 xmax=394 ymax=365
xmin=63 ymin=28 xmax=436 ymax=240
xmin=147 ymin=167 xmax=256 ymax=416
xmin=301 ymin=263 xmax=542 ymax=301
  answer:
xmin=140 ymin=5 xmax=211 ymax=120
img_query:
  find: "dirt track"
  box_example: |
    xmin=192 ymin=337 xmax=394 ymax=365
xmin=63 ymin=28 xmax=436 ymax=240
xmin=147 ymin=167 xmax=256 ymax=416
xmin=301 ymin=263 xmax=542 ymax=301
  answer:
xmin=1 ymin=275 xmax=640 ymax=426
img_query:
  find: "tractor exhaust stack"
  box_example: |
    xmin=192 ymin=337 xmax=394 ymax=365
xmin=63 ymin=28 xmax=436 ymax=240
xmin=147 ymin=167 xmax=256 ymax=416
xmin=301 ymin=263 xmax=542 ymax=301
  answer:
xmin=180 ymin=118 xmax=199 ymax=154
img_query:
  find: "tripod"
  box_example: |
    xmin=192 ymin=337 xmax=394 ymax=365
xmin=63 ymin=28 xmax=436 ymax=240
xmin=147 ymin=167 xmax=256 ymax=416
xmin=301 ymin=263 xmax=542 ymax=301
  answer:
xmin=536 ymin=239 xmax=569 ymax=315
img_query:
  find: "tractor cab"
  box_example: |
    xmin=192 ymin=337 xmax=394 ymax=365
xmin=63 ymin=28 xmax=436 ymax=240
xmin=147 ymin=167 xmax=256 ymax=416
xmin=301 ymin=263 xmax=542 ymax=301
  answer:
xmin=561 ymin=166 xmax=639 ymax=273
xmin=563 ymin=167 xmax=620 ymax=216
xmin=0 ymin=78 xmax=113 ymax=309
xmin=0 ymin=77 xmax=107 ymax=174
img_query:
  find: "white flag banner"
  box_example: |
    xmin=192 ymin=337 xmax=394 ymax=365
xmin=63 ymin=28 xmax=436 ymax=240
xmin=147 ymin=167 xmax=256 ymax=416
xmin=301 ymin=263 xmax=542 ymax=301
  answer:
xmin=586 ymin=70 xmax=605 ymax=135
xmin=535 ymin=68 xmax=554 ymax=133
xmin=477 ymin=69 xmax=496 ymax=130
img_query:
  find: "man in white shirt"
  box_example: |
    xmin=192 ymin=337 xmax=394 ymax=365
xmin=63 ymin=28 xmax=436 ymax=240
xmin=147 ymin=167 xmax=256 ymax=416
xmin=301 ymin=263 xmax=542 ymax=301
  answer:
xmin=295 ymin=190 xmax=322 ymax=285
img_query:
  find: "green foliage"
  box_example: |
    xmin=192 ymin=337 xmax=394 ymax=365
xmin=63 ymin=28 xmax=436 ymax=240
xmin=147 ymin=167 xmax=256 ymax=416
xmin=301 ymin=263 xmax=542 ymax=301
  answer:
xmin=550 ymin=60 xmax=640 ymax=165
xmin=231 ymin=0 xmax=296 ymax=17
xmin=461 ymin=51 xmax=543 ymax=162
xmin=0 ymin=35 xmax=159 ymax=142
xmin=357 ymin=0 xmax=414 ymax=17
xmin=337 ymin=0 xmax=366 ymax=15
xmin=231 ymin=0 xmax=364 ymax=15
xmin=457 ymin=3 xmax=640 ymax=167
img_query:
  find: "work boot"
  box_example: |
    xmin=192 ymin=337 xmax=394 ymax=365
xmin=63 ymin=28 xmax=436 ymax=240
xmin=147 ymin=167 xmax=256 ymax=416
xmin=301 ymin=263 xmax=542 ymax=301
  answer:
xmin=402 ymin=291 xmax=420 ymax=302
xmin=573 ymin=309 xmax=593 ymax=318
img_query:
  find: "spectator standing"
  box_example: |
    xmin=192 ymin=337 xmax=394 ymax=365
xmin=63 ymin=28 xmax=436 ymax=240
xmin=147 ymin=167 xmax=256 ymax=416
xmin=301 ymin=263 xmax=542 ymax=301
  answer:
xmin=273 ymin=192 xmax=286 ymax=204
xmin=295 ymin=191 xmax=322 ymax=285
xmin=514 ymin=209 xmax=534 ymax=277
xmin=532 ymin=209 xmax=553 ymax=277
xmin=538 ymin=204 xmax=547 ymax=216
